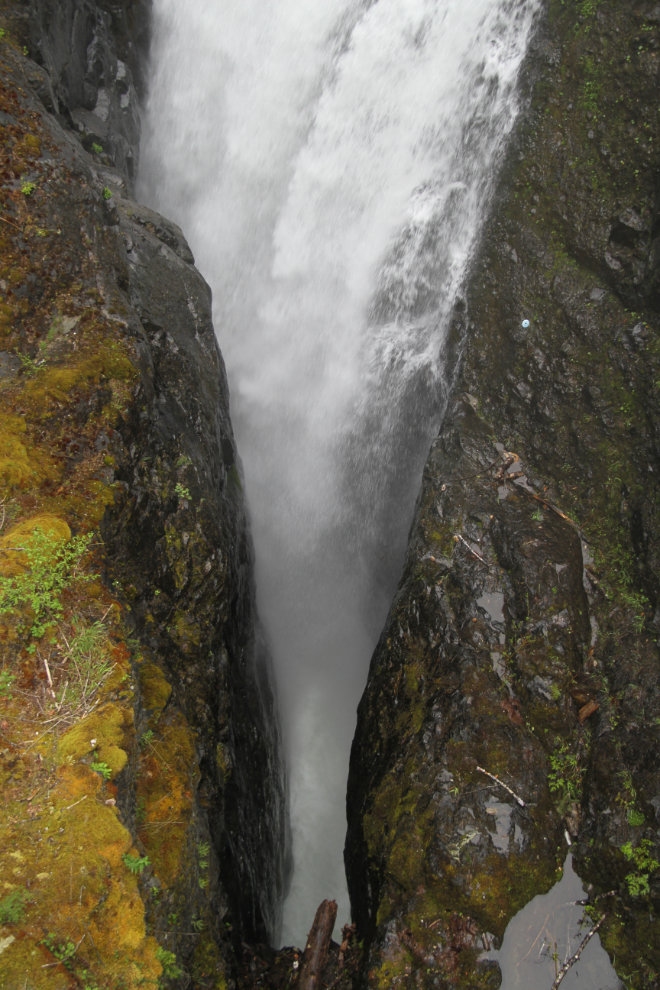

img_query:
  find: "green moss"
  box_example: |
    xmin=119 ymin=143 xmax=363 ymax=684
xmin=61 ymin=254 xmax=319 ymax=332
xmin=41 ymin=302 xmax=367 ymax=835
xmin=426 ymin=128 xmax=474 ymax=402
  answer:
xmin=227 ymin=464 xmax=242 ymax=491
xmin=57 ymin=702 xmax=133 ymax=778
xmin=191 ymin=935 xmax=229 ymax=990
xmin=138 ymin=662 xmax=172 ymax=713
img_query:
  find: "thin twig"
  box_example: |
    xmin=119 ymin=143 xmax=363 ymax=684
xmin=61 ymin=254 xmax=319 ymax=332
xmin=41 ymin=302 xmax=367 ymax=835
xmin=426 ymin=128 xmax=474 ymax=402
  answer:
xmin=85 ymin=928 xmax=102 ymax=964
xmin=137 ymin=819 xmax=185 ymax=832
xmin=43 ymin=656 xmax=56 ymax=699
xmin=40 ymin=934 xmax=86 ymax=969
xmin=65 ymin=794 xmax=87 ymax=811
xmin=476 ymin=765 xmax=526 ymax=807
xmin=517 ymin=912 xmax=550 ymax=966
xmin=550 ymin=915 xmax=606 ymax=990
xmin=56 ymin=680 xmax=68 ymax=711
xmin=0 ymin=214 xmax=21 ymax=230
xmin=149 ymin=930 xmax=202 ymax=936
xmin=455 ymin=533 xmax=488 ymax=566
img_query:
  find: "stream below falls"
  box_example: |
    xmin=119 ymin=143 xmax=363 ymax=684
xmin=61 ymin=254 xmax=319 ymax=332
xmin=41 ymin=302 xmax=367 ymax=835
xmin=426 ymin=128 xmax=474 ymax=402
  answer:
xmin=137 ymin=1 xmax=619 ymax=976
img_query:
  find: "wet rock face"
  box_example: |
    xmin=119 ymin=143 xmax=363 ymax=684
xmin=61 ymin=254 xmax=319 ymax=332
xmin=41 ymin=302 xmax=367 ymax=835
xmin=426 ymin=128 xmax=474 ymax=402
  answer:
xmin=347 ymin=1 xmax=660 ymax=987
xmin=99 ymin=167 xmax=290 ymax=946
xmin=346 ymin=398 xmax=590 ymax=988
xmin=1 ymin=0 xmax=149 ymax=187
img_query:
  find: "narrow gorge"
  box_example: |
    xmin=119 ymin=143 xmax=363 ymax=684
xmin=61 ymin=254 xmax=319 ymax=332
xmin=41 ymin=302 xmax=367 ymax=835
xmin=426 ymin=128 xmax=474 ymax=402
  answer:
xmin=0 ymin=2 xmax=658 ymax=990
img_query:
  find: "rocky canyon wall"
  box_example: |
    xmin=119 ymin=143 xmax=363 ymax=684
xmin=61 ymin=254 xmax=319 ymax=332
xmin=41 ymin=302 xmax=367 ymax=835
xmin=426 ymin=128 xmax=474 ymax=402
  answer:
xmin=345 ymin=1 xmax=660 ymax=988
xmin=0 ymin=3 xmax=288 ymax=988
xmin=2 ymin=1 xmax=660 ymax=990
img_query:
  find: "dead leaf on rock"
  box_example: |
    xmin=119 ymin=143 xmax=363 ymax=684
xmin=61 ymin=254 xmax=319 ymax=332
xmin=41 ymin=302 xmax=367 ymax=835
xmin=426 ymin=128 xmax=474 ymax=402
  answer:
xmin=578 ymin=699 xmax=599 ymax=723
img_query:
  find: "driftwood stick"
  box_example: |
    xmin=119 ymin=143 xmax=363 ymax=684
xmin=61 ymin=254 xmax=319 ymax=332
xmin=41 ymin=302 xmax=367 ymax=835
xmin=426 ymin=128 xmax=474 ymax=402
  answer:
xmin=550 ymin=914 xmax=606 ymax=990
xmin=476 ymin=765 xmax=526 ymax=807
xmin=296 ymin=899 xmax=337 ymax=990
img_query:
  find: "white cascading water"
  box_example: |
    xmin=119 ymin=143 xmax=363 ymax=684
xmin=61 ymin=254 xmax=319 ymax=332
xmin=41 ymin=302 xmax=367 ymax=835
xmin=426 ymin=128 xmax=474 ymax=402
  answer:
xmin=139 ymin=0 xmax=541 ymax=947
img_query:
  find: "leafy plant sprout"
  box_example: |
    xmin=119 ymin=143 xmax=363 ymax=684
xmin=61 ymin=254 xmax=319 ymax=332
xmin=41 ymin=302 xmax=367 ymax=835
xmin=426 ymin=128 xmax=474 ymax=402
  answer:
xmin=155 ymin=947 xmax=183 ymax=980
xmin=90 ymin=752 xmax=112 ymax=780
xmin=548 ymin=741 xmax=584 ymax=814
xmin=621 ymin=840 xmax=660 ymax=897
xmin=0 ymin=890 xmax=29 ymax=924
xmin=0 ymin=527 xmax=94 ymax=640
xmin=42 ymin=932 xmax=77 ymax=969
xmin=122 ymin=853 xmax=150 ymax=875
xmin=15 ymin=349 xmax=42 ymax=375
xmin=0 ymin=669 xmax=16 ymax=698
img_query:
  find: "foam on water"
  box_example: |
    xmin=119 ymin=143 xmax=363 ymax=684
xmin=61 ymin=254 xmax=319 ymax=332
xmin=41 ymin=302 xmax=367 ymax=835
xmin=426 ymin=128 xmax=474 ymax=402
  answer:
xmin=140 ymin=0 xmax=541 ymax=946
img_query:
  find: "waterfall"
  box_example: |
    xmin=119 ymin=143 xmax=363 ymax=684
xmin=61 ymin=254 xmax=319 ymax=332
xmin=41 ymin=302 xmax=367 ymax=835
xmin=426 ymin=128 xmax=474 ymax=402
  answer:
xmin=139 ymin=0 xmax=541 ymax=946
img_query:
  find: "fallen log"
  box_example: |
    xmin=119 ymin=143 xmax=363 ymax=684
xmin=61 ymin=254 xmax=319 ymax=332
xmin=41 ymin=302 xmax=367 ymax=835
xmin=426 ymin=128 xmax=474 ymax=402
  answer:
xmin=296 ymin=899 xmax=338 ymax=990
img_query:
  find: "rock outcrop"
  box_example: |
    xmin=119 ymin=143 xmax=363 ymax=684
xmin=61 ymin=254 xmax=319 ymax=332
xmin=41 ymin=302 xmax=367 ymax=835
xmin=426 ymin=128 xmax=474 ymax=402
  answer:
xmin=1 ymin=0 xmax=149 ymax=189
xmin=346 ymin=1 xmax=660 ymax=987
xmin=0 ymin=4 xmax=288 ymax=988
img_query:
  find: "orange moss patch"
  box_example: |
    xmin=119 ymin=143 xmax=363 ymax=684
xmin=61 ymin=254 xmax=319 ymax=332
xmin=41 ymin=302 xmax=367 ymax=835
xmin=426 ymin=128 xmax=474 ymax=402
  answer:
xmin=139 ymin=661 xmax=172 ymax=714
xmin=0 ymin=513 xmax=70 ymax=575
xmin=0 ymin=754 xmax=162 ymax=990
xmin=0 ymin=414 xmax=60 ymax=492
xmin=0 ymin=938 xmax=73 ymax=990
xmin=136 ymin=709 xmax=195 ymax=886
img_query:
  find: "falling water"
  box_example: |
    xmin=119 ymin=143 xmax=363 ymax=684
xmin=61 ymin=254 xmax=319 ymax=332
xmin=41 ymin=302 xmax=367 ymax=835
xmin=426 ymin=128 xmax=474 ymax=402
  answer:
xmin=139 ymin=0 xmax=542 ymax=947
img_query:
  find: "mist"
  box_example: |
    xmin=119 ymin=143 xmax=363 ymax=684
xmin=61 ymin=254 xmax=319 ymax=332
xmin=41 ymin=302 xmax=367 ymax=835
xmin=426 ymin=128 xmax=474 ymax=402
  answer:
xmin=138 ymin=0 xmax=540 ymax=945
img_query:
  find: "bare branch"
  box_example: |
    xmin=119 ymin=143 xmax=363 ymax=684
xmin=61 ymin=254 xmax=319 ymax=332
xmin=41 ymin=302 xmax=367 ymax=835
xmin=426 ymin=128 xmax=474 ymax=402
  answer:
xmin=476 ymin=765 xmax=526 ymax=807
xmin=550 ymin=915 xmax=606 ymax=990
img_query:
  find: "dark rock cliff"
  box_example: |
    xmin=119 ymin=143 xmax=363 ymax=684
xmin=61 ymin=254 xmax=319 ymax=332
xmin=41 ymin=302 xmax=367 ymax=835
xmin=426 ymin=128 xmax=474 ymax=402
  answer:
xmin=0 ymin=3 xmax=288 ymax=987
xmin=1 ymin=0 xmax=149 ymax=188
xmin=346 ymin=1 xmax=660 ymax=988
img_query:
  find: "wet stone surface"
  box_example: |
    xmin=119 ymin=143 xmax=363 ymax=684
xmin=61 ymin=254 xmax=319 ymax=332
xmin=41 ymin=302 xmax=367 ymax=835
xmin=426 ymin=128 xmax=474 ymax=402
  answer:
xmin=345 ymin=0 xmax=660 ymax=986
xmin=346 ymin=397 xmax=597 ymax=989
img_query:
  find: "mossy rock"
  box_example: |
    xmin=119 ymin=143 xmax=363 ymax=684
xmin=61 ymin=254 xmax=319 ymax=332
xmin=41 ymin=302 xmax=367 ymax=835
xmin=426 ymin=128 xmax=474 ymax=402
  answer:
xmin=57 ymin=702 xmax=133 ymax=778
xmin=139 ymin=661 xmax=172 ymax=713
xmin=0 ymin=415 xmax=59 ymax=493
xmin=191 ymin=935 xmax=229 ymax=990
